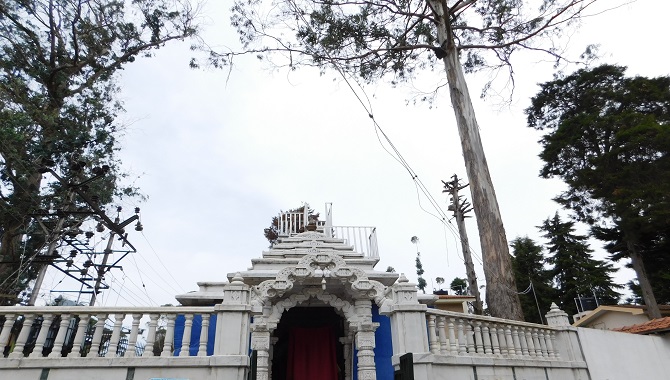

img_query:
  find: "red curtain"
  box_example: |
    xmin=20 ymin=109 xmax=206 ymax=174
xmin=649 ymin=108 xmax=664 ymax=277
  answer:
xmin=287 ymin=326 xmax=338 ymax=380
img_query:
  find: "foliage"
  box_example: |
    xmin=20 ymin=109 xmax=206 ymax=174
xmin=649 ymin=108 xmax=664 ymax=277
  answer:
xmin=415 ymin=252 xmax=427 ymax=293
xmin=263 ymin=205 xmax=318 ymax=246
xmin=510 ymin=236 xmax=556 ymax=324
xmin=227 ymin=0 xmax=595 ymax=97
xmin=435 ymin=276 xmax=445 ymax=289
xmin=450 ymin=277 xmax=467 ymax=295
xmin=0 ymin=0 xmax=198 ymax=304
xmin=539 ymin=214 xmax=621 ymax=317
xmin=385 ymin=266 xmax=396 ymax=273
xmin=594 ymin=224 xmax=670 ymax=305
xmin=527 ymin=64 xmax=670 ymax=316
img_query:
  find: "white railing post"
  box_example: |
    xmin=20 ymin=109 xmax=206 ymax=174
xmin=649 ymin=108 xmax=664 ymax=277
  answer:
xmin=0 ymin=314 xmax=17 ymax=355
xmin=106 ymin=314 xmax=125 ymax=357
xmin=125 ymin=313 xmax=142 ymax=357
xmin=30 ymin=314 xmax=54 ymax=358
xmin=178 ymin=314 xmax=194 ymax=357
xmin=69 ymin=314 xmax=90 ymax=358
xmin=160 ymin=314 xmax=176 ymax=357
xmin=213 ymin=273 xmax=251 ymax=356
xmin=197 ymin=314 xmax=210 ymax=356
xmin=437 ymin=316 xmax=447 ymax=354
xmin=48 ymin=314 xmax=72 ymax=358
xmin=428 ymin=315 xmax=439 ymax=354
xmin=145 ymin=314 xmax=159 ymax=357
xmin=9 ymin=314 xmax=36 ymax=358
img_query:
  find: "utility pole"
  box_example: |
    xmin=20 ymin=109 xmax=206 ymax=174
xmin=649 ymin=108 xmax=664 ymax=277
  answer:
xmin=443 ymin=174 xmax=484 ymax=315
xmin=89 ymin=230 xmax=115 ymax=306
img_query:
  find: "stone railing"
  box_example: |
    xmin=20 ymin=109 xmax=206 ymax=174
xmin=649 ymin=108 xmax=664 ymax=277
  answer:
xmin=0 ymin=306 xmax=215 ymax=359
xmin=425 ymin=309 xmax=559 ymax=360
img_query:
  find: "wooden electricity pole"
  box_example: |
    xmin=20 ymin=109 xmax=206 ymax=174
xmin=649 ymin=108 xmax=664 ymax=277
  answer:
xmin=443 ymin=175 xmax=484 ymax=315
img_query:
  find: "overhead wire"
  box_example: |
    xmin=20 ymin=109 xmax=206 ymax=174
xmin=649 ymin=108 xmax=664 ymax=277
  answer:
xmin=140 ymin=231 xmax=187 ymax=293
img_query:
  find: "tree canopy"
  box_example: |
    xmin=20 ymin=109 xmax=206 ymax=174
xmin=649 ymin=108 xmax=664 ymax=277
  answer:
xmin=0 ymin=0 xmax=198 ymax=304
xmin=510 ymin=236 xmax=556 ymax=324
xmin=539 ymin=214 xmax=620 ymax=317
xmin=527 ymin=64 xmax=670 ymax=318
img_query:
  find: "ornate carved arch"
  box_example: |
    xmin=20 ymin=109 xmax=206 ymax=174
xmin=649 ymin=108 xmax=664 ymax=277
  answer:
xmin=251 ymin=251 xmax=390 ymax=311
xmin=267 ymin=288 xmax=356 ymax=325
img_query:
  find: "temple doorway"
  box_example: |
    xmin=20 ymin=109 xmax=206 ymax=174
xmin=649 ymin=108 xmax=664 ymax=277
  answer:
xmin=271 ymin=306 xmax=345 ymax=380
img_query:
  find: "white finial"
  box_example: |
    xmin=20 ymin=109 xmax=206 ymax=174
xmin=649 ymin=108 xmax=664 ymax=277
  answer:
xmin=398 ymin=273 xmax=409 ymax=283
xmin=232 ymin=272 xmax=244 ymax=283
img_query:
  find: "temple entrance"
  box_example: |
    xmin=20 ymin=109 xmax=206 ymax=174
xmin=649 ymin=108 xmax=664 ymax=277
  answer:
xmin=271 ymin=306 xmax=345 ymax=380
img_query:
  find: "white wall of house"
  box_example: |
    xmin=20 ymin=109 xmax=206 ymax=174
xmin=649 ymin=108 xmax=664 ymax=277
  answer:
xmin=579 ymin=312 xmax=649 ymax=330
xmin=578 ymin=328 xmax=670 ymax=380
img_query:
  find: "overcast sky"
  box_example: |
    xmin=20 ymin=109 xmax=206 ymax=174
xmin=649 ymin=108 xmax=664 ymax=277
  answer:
xmin=36 ymin=0 xmax=668 ymax=309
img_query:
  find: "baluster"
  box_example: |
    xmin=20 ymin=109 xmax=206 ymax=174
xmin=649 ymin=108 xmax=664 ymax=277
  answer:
xmin=89 ymin=313 xmax=107 ymax=357
xmin=497 ymin=325 xmax=507 ymax=355
xmin=48 ymin=314 xmax=72 ymax=358
xmin=126 ymin=314 xmax=143 ymax=357
xmin=489 ymin=325 xmax=499 ymax=355
xmin=9 ymin=314 xmax=36 ymax=358
xmin=161 ymin=314 xmax=177 ymax=356
xmin=466 ymin=323 xmax=475 ymax=354
xmin=518 ymin=327 xmax=529 ymax=357
xmin=70 ymin=314 xmax=90 ymax=358
xmin=106 ymin=314 xmax=125 ymax=357
xmin=437 ymin=317 xmax=448 ymax=355
xmin=538 ymin=330 xmax=548 ymax=357
xmin=550 ymin=331 xmax=560 ymax=359
xmin=473 ymin=322 xmax=484 ymax=354
xmin=427 ymin=315 xmax=439 ymax=354
xmin=0 ymin=314 xmax=17 ymax=355
xmin=504 ymin=326 xmax=514 ymax=357
xmin=511 ymin=326 xmax=522 ymax=356
xmin=456 ymin=319 xmax=466 ymax=354
xmin=179 ymin=314 xmax=194 ymax=357
xmin=30 ymin=314 xmax=54 ymax=357
xmin=197 ymin=314 xmax=210 ymax=356
xmin=448 ymin=318 xmax=458 ymax=354
xmin=481 ymin=323 xmax=492 ymax=355
xmin=145 ymin=314 xmax=159 ymax=357
xmin=525 ymin=328 xmax=536 ymax=357
xmin=532 ymin=328 xmax=542 ymax=357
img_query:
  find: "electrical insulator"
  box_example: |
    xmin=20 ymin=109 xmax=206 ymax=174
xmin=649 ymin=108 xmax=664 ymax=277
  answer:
xmin=85 ymin=231 xmax=94 ymax=239
xmin=96 ymin=222 xmax=104 ymax=232
xmin=70 ymin=250 xmax=77 ymax=258
xmin=135 ymin=222 xmax=143 ymax=232
xmin=135 ymin=207 xmax=140 ymax=214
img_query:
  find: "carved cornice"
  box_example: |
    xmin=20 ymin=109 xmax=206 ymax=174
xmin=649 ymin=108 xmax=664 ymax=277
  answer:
xmin=251 ymin=251 xmax=390 ymax=312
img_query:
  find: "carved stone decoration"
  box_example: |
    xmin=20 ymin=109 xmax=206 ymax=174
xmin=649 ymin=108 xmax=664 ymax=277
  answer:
xmin=266 ymin=289 xmax=355 ymax=325
xmin=252 ymin=251 xmax=392 ymax=309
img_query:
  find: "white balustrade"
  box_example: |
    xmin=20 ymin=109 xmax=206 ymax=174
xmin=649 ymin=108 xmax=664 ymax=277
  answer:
xmin=0 ymin=306 xmax=215 ymax=359
xmin=425 ymin=309 xmax=560 ymax=361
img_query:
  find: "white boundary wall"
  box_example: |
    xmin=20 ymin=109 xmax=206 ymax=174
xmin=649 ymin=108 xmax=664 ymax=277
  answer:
xmin=577 ymin=328 xmax=670 ymax=380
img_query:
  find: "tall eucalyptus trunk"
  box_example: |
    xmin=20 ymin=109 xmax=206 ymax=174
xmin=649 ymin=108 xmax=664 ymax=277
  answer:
xmin=431 ymin=0 xmax=524 ymax=320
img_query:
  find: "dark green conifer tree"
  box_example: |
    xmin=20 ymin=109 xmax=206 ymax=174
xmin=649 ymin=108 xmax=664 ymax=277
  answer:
xmin=540 ymin=214 xmax=621 ymax=318
xmin=510 ymin=237 xmax=556 ymax=324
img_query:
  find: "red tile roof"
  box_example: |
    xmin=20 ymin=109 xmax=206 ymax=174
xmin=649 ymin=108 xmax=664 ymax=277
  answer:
xmin=613 ymin=317 xmax=670 ymax=335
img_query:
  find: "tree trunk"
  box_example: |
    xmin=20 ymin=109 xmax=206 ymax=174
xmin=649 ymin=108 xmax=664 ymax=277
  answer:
xmin=431 ymin=0 xmax=524 ymax=320
xmin=626 ymin=236 xmax=662 ymax=319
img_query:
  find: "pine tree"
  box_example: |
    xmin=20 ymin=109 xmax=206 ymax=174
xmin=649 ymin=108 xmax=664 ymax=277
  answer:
xmin=540 ymin=214 xmax=621 ymax=318
xmin=510 ymin=237 xmax=556 ymax=324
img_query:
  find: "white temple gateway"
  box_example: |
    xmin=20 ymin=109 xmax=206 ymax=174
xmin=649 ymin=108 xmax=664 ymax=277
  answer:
xmin=0 ymin=205 xmax=667 ymax=380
